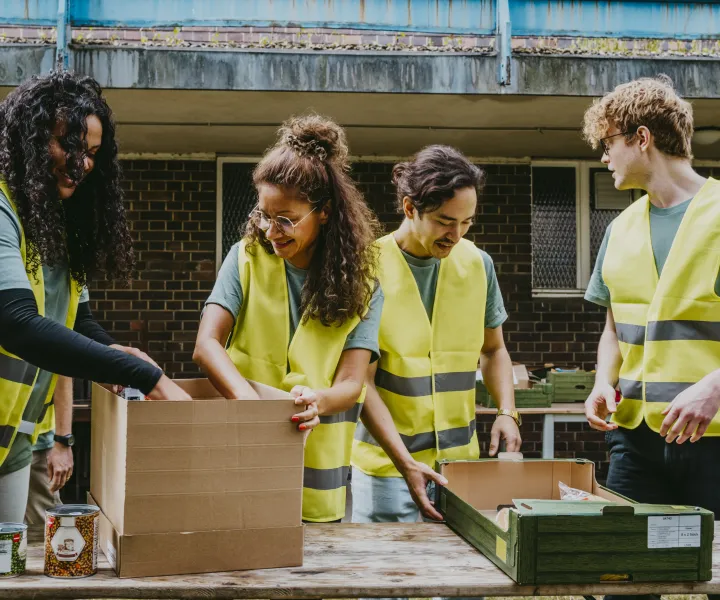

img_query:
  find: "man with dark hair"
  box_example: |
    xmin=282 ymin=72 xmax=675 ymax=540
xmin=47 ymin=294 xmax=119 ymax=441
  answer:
xmin=583 ymin=76 xmax=720 ymax=600
xmin=352 ymin=145 xmax=521 ymax=524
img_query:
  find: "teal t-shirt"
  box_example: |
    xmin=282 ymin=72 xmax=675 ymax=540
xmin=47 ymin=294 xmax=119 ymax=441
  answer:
xmin=585 ymin=198 xmax=720 ymax=307
xmin=399 ymin=247 xmax=508 ymax=329
xmin=206 ymin=242 xmax=383 ymax=361
xmin=0 ymin=192 xmax=89 ymax=475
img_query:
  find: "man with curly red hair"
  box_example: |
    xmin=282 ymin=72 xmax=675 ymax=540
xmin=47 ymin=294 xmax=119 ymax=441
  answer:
xmin=583 ymin=76 xmax=720 ymax=600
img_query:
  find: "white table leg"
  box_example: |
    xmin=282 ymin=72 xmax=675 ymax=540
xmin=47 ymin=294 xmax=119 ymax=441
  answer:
xmin=542 ymin=413 xmax=555 ymax=459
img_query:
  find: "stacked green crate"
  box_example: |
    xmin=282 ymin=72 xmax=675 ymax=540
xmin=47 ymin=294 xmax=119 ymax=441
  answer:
xmin=548 ymin=371 xmax=596 ymax=403
xmin=476 ymin=382 xmax=553 ymax=408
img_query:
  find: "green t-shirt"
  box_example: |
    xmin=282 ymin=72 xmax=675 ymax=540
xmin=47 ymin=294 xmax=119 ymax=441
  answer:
xmin=399 ymin=247 xmax=508 ymax=329
xmin=205 ymin=242 xmax=383 ymax=361
xmin=0 ymin=192 xmax=89 ymax=475
xmin=585 ymin=198 xmax=720 ymax=307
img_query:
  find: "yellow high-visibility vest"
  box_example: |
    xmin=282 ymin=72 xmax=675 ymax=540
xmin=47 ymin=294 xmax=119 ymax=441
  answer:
xmin=604 ymin=178 xmax=720 ymax=435
xmin=226 ymin=240 xmax=366 ymax=522
xmin=0 ymin=181 xmax=80 ymax=465
xmin=352 ymin=234 xmax=487 ymax=477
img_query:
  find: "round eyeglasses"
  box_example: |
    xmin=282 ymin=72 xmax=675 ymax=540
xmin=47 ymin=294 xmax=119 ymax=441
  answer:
xmin=251 ymin=205 xmax=318 ymax=235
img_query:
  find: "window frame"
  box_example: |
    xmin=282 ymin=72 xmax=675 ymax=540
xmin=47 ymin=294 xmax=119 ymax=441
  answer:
xmin=216 ymin=156 xmax=262 ymax=271
xmin=531 ymin=159 xmax=606 ymax=298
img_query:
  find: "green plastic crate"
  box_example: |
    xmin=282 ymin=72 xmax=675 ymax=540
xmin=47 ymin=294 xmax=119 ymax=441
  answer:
xmin=476 ymin=382 xmax=553 ymax=408
xmin=437 ymin=458 xmax=714 ymax=585
xmin=548 ymin=371 xmax=595 ymax=403
xmin=475 ymin=380 xmax=490 ymax=407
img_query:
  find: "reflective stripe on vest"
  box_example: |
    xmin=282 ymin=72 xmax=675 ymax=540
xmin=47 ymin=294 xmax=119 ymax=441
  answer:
xmin=352 ymin=234 xmax=486 ymax=477
xmin=226 ymin=239 xmax=365 ymax=522
xmin=0 ymin=181 xmax=80 ymax=464
xmin=604 ymin=178 xmax=720 ymax=435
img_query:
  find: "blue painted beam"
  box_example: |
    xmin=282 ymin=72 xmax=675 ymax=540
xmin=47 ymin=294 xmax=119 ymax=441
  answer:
xmin=2 ymin=0 xmax=720 ymax=40
xmin=496 ymin=0 xmax=511 ymax=85
xmin=56 ymin=0 xmax=70 ymax=68
xmin=511 ymin=1 xmax=720 ymax=39
xmin=0 ymin=0 xmax=57 ymax=26
xmin=71 ymin=0 xmax=496 ymax=35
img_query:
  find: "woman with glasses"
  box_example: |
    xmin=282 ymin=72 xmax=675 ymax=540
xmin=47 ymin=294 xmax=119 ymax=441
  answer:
xmin=194 ymin=115 xmax=383 ymax=523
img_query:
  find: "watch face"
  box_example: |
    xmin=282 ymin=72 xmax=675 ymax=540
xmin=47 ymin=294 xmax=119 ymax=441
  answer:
xmin=55 ymin=434 xmax=75 ymax=447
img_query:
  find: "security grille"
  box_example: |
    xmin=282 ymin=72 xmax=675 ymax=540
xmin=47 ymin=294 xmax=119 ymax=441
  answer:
xmin=221 ymin=161 xmax=258 ymax=261
xmin=589 ymin=168 xmax=625 ymax=268
xmin=531 ymin=166 xmax=577 ymax=290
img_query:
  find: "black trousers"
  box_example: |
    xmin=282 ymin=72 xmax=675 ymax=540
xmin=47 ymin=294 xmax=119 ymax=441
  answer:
xmin=604 ymin=421 xmax=720 ymax=600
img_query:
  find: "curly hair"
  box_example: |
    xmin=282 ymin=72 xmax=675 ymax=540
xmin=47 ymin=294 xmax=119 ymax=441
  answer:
xmin=0 ymin=70 xmax=134 ymax=286
xmin=582 ymin=75 xmax=694 ymax=159
xmin=392 ymin=145 xmax=486 ymax=215
xmin=245 ymin=114 xmax=381 ymax=327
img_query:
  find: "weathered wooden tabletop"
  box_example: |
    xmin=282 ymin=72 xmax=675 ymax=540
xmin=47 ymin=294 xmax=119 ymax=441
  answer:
xmin=3 ymin=523 xmax=719 ymax=599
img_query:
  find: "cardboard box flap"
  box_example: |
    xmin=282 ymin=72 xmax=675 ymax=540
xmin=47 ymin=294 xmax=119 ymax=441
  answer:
xmin=440 ymin=459 xmax=630 ymax=511
xmin=174 ymin=377 xmax=293 ymax=400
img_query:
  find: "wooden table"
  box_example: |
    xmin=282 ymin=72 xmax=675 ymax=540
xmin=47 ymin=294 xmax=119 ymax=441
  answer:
xmin=3 ymin=523 xmax=719 ymax=599
xmin=477 ymin=403 xmax=587 ymax=458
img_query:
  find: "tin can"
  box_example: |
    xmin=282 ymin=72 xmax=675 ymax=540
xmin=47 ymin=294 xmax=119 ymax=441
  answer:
xmin=44 ymin=505 xmax=99 ymax=578
xmin=0 ymin=523 xmax=27 ymax=577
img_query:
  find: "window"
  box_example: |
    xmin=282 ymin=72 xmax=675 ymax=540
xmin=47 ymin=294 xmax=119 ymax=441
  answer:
xmin=531 ymin=161 xmax=639 ymax=297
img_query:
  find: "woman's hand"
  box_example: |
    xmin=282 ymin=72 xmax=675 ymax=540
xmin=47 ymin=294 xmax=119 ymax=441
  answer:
xmin=290 ymin=386 xmax=321 ymax=431
xmin=146 ymin=374 xmax=192 ymax=401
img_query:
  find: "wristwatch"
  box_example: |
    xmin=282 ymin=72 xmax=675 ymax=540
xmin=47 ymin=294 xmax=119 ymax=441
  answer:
xmin=496 ymin=409 xmax=522 ymax=427
xmin=53 ymin=433 xmax=75 ymax=448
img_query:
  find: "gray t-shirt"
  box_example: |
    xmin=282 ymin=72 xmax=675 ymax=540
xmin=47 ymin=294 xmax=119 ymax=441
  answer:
xmin=586 ymin=198 xmax=720 ymax=307
xmin=0 ymin=192 xmax=89 ymax=475
xmin=205 ymin=242 xmax=383 ymax=361
xmin=399 ymin=247 xmax=508 ymax=329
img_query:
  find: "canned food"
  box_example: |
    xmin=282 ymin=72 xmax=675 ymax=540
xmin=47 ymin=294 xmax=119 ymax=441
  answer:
xmin=44 ymin=505 xmax=99 ymax=578
xmin=0 ymin=523 xmax=27 ymax=577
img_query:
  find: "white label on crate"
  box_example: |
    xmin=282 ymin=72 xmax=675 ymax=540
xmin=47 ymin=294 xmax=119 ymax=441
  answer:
xmin=0 ymin=540 xmax=10 ymax=573
xmin=648 ymin=515 xmax=702 ymax=549
xmin=679 ymin=515 xmax=702 ymax=548
xmin=648 ymin=516 xmax=679 ymax=548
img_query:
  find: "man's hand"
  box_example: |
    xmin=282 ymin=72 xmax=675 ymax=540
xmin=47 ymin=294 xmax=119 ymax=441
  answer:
xmin=660 ymin=377 xmax=720 ymax=443
xmin=489 ymin=415 xmax=522 ymax=456
xmin=585 ymin=383 xmax=619 ymax=431
xmin=47 ymin=444 xmax=74 ymax=493
xmin=399 ymin=460 xmax=448 ymax=521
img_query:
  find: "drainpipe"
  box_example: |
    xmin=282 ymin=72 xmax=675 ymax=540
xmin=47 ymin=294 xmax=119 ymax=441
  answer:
xmin=56 ymin=0 xmax=70 ymax=69
xmin=496 ymin=0 xmax=511 ymax=85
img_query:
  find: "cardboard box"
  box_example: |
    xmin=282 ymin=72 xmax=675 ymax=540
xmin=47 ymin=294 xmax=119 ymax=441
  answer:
xmin=476 ymin=363 xmax=530 ymax=389
xmin=437 ymin=458 xmax=714 ymax=585
xmin=512 ymin=364 xmax=530 ymax=389
xmin=89 ymin=492 xmax=304 ymax=578
xmin=90 ymin=378 xmax=305 ymax=576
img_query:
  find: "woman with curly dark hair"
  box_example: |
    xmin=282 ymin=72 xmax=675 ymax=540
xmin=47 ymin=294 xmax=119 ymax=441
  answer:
xmin=194 ymin=114 xmax=382 ymax=523
xmin=0 ymin=71 xmax=189 ymax=522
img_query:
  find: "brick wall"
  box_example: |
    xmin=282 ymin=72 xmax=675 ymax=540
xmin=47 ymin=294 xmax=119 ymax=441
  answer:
xmin=87 ymin=159 xmax=608 ymax=480
xmin=88 ymin=159 xmax=217 ymax=379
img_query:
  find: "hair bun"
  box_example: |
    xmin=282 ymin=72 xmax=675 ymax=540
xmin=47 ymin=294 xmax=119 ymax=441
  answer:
xmin=279 ymin=114 xmax=348 ymax=164
xmin=391 ymin=162 xmax=409 ymax=186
